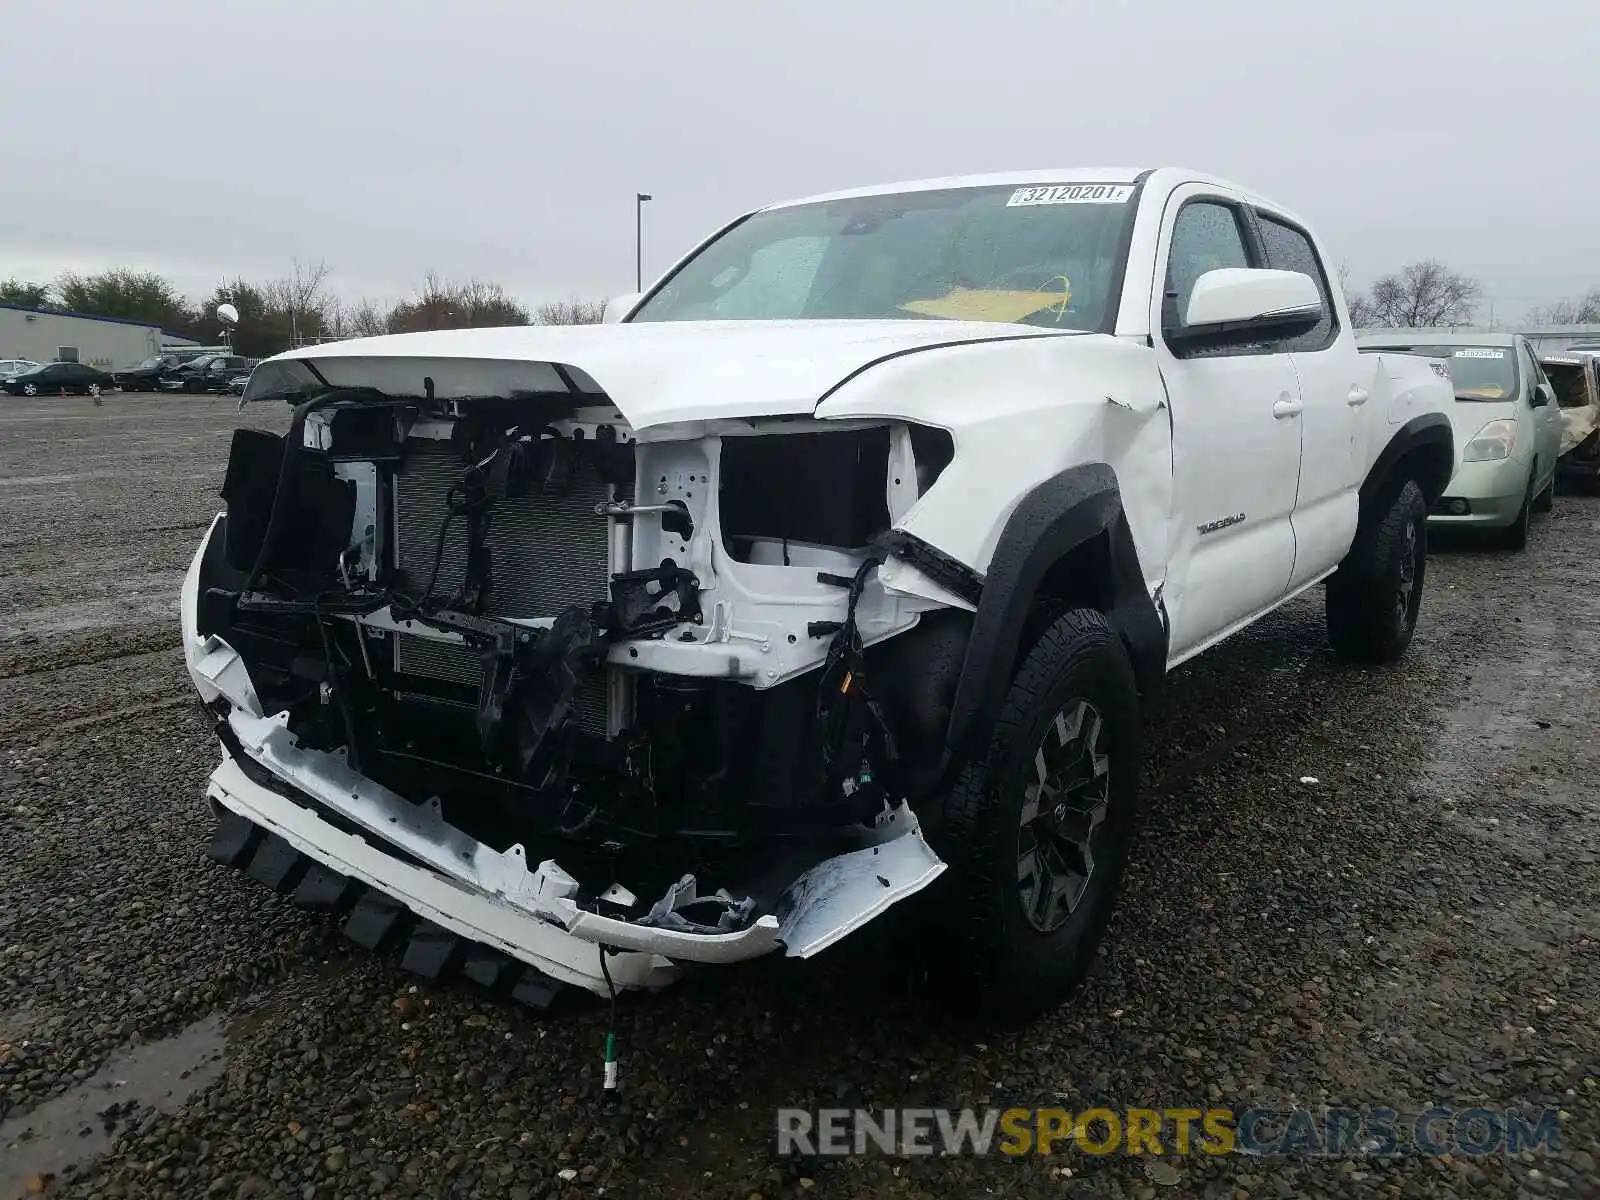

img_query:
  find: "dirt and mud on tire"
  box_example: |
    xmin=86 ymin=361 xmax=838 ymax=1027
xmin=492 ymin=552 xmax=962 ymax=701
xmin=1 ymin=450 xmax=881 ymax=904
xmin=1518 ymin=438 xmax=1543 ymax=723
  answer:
xmin=1326 ymin=477 xmax=1427 ymax=663
xmin=929 ymin=608 xmax=1141 ymax=1023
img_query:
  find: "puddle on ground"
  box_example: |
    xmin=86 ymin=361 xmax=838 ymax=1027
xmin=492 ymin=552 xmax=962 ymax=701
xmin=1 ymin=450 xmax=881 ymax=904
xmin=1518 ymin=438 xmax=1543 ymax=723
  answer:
xmin=0 ymin=1015 xmax=226 ymax=1198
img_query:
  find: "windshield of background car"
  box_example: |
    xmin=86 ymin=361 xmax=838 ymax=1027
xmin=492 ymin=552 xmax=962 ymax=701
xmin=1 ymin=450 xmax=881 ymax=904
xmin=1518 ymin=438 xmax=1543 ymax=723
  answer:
xmin=630 ymin=183 xmax=1139 ymax=329
xmin=1392 ymin=345 xmax=1519 ymax=401
xmin=134 ymin=357 xmax=164 ymax=370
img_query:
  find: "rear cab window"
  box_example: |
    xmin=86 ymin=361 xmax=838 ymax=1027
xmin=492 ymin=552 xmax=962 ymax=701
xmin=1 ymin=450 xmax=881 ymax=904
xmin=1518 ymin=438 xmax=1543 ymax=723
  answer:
xmin=1252 ymin=210 xmax=1339 ymax=351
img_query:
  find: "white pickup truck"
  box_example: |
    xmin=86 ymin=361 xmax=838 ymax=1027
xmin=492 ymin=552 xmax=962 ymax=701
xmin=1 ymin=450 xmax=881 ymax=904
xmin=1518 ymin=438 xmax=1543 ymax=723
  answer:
xmin=184 ymin=168 xmax=1454 ymax=1021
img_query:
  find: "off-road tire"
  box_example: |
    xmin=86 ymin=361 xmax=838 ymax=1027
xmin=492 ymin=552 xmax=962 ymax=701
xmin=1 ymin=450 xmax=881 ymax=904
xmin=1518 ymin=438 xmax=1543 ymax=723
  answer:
xmin=931 ymin=608 xmax=1141 ymax=1023
xmin=1500 ymin=474 xmax=1534 ymax=551
xmin=1326 ymin=478 xmax=1427 ymax=663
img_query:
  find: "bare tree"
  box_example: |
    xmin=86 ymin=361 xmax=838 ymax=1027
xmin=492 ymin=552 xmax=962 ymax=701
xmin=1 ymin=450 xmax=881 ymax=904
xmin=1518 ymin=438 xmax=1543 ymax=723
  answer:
xmin=261 ymin=258 xmax=333 ymax=344
xmin=1363 ymin=260 xmax=1480 ymax=328
xmin=346 ymin=298 xmax=391 ymax=338
xmin=533 ymin=297 xmax=607 ymax=325
xmin=1337 ymin=262 xmax=1380 ymax=328
xmin=385 ymin=273 xmax=530 ymax=333
xmin=1526 ymin=289 xmax=1600 ymax=326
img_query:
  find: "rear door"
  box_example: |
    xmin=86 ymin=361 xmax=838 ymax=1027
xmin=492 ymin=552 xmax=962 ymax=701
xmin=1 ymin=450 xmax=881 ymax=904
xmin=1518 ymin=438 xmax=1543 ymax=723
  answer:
xmin=1151 ymin=186 xmax=1304 ymax=661
xmin=1251 ymin=207 xmax=1363 ymax=590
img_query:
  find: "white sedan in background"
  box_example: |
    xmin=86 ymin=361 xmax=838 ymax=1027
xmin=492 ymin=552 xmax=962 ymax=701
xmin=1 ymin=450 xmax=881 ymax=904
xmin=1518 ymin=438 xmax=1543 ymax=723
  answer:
xmin=0 ymin=358 xmax=40 ymax=380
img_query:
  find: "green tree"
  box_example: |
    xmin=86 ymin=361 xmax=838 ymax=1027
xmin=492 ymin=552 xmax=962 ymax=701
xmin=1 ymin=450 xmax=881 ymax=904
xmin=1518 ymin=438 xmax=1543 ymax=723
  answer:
xmin=0 ymin=279 xmax=53 ymax=309
xmin=204 ymin=279 xmax=293 ymax=357
xmin=55 ymin=269 xmax=199 ymax=335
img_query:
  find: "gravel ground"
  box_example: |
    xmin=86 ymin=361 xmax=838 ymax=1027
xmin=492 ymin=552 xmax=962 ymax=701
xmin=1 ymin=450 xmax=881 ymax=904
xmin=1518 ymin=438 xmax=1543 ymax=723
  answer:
xmin=1 ymin=394 xmax=1596 ymax=1199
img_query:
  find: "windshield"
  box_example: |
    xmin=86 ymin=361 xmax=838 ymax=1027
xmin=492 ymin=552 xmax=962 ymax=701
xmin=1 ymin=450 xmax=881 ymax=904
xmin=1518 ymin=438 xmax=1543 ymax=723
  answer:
xmin=1376 ymin=344 xmax=1519 ymax=401
xmin=135 ymin=356 xmax=165 ymax=370
xmin=630 ymin=183 xmax=1139 ymax=329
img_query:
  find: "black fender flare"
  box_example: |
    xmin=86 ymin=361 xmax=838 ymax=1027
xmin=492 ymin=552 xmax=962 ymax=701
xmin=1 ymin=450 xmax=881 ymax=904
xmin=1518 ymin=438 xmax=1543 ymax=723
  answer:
xmin=1359 ymin=412 xmax=1455 ymax=517
xmin=943 ymin=462 xmax=1167 ymax=754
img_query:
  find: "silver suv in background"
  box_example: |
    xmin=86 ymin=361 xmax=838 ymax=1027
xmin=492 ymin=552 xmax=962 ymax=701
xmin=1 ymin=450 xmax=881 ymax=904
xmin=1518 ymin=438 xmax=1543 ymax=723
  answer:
xmin=1358 ymin=331 xmax=1559 ymax=549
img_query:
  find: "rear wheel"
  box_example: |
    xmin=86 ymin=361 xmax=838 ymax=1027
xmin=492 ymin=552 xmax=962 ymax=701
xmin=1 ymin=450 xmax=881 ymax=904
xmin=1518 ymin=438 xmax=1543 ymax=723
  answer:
xmin=931 ymin=608 xmax=1141 ymax=1022
xmin=22 ymin=382 xmax=37 ymax=397
xmin=1327 ymin=478 xmax=1427 ymax=663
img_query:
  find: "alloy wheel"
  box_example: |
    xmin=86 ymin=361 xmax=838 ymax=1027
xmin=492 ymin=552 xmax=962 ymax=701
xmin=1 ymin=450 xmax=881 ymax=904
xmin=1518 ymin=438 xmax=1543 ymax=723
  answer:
xmin=1396 ymin=515 xmax=1419 ymax=626
xmin=1016 ymin=699 xmax=1112 ymax=934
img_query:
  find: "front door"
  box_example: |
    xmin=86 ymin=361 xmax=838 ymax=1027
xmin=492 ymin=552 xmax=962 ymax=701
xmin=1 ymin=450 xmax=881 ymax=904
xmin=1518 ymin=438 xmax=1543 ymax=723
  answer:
xmin=1151 ymin=187 xmax=1304 ymax=662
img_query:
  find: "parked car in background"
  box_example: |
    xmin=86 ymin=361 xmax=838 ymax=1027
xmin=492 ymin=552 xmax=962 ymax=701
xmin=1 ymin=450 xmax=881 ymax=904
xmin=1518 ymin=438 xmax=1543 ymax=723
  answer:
xmin=0 ymin=358 xmax=40 ymax=380
xmin=115 ymin=353 xmax=183 ymax=392
xmin=1359 ymin=331 xmax=1559 ymax=548
xmin=1 ymin=361 xmax=115 ymax=398
xmin=1543 ymin=350 xmax=1600 ymax=492
xmin=226 ymin=370 xmax=253 ymax=396
xmin=160 ymin=353 xmax=250 ymax=394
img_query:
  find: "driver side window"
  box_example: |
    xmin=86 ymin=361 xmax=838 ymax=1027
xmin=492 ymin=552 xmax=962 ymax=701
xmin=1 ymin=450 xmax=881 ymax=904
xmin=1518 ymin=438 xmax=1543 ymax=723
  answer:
xmin=1163 ymin=200 xmax=1251 ymax=341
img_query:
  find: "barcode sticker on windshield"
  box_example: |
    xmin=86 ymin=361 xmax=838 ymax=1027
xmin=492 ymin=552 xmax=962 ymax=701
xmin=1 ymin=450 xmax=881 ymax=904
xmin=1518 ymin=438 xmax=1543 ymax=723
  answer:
xmin=1453 ymin=348 xmax=1506 ymax=359
xmin=1007 ymin=184 xmax=1134 ymax=207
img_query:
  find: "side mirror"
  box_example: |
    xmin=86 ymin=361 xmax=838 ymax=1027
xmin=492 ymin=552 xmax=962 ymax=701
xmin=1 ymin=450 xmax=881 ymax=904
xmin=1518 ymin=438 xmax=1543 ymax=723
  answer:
xmin=602 ymin=292 xmax=643 ymax=324
xmin=1167 ymin=268 xmax=1323 ymax=352
xmin=1532 ymin=382 xmax=1554 ymax=408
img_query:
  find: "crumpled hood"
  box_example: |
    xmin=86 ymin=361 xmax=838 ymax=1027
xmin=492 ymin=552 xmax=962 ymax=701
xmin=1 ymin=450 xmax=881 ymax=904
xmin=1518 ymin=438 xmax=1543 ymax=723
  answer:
xmin=255 ymin=319 xmax=1071 ymax=429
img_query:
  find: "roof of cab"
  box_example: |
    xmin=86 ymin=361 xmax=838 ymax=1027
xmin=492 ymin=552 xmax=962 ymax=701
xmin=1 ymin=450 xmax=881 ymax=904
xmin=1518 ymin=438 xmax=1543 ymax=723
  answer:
xmin=763 ymin=167 xmax=1248 ymax=210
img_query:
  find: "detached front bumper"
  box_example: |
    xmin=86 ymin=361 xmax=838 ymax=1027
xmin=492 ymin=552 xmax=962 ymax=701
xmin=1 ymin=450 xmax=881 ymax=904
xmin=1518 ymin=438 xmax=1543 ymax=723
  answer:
xmin=203 ymin=701 xmax=945 ymax=999
xmin=182 ymin=521 xmax=947 ymax=1000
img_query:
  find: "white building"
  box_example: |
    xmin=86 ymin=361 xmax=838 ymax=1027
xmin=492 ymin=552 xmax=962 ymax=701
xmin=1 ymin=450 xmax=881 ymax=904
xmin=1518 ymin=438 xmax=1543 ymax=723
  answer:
xmin=0 ymin=304 xmax=197 ymax=371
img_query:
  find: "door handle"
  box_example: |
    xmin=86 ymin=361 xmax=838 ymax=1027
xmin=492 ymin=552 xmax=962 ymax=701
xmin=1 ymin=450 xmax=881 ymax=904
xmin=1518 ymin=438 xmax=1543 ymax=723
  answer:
xmin=1273 ymin=396 xmax=1304 ymax=419
xmin=1347 ymin=386 xmax=1369 ymax=406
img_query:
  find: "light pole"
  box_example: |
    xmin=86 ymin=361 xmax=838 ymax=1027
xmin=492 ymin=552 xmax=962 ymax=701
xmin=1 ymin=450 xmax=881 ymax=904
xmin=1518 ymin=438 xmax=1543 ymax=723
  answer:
xmin=635 ymin=193 xmax=652 ymax=292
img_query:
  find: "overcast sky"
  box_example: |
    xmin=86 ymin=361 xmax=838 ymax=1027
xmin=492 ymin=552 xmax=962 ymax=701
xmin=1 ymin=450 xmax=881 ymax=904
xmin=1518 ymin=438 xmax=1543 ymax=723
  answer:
xmin=4 ymin=0 xmax=1598 ymax=320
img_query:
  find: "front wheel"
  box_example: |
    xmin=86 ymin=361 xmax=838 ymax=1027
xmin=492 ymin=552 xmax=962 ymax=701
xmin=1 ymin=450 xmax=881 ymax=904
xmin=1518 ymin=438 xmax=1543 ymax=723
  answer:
xmin=1499 ymin=474 xmax=1534 ymax=551
xmin=1532 ymin=464 xmax=1554 ymax=513
xmin=1327 ymin=478 xmax=1427 ymax=663
xmin=88 ymin=384 xmax=102 ymax=398
xmin=930 ymin=608 xmax=1141 ymax=1023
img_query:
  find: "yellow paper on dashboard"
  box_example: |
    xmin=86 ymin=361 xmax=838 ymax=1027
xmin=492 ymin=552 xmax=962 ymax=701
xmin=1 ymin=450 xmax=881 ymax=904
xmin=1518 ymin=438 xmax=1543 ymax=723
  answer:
xmin=899 ymin=285 xmax=1070 ymax=324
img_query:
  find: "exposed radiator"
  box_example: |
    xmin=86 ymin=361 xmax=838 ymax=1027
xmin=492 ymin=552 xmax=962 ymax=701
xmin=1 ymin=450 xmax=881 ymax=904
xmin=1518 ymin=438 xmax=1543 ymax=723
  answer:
xmin=390 ymin=444 xmax=618 ymax=736
xmin=392 ymin=447 xmax=613 ymax=617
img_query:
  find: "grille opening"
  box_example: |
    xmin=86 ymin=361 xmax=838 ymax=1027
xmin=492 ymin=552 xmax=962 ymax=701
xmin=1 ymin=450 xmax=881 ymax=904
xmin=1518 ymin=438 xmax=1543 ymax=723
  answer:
xmin=719 ymin=428 xmax=891 ymax=562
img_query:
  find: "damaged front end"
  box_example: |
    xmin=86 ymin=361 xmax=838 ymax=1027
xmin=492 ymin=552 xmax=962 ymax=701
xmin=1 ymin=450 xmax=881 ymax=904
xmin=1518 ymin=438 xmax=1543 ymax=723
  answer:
xmin=185 ymin=370 xmax=969 ymax=1000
